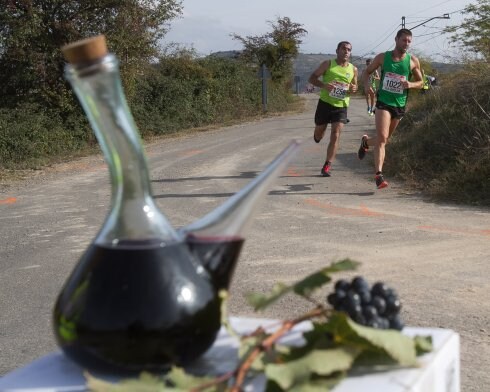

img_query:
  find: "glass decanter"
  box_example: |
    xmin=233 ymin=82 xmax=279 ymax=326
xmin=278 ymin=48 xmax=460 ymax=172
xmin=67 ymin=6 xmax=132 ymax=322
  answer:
xmin=53 ymin=35 xmax=300 ymax=373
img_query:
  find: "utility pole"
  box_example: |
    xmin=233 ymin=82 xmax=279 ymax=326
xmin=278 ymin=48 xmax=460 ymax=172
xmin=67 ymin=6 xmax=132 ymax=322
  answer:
xmin=260 ymin=64 xmax=269 ymax=112
xmin=402 ymin=14 xmax=450 ymax=30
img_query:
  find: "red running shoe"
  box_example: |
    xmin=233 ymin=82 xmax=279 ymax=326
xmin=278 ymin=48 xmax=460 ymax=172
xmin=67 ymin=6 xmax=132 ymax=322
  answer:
xmin=321 ymin=162 xmax=331 ymax=177
xmin=375 ymin=173 xmax=388 ymax=189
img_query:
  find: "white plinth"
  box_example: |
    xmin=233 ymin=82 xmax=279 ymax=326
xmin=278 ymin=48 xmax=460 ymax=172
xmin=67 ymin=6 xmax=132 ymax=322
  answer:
xmin=0 ymin=317 xmax=460 ymax=392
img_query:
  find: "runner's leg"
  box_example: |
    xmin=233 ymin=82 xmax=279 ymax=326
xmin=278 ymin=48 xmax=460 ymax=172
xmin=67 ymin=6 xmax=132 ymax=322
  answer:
xmin=326 ymin=122 xmax=344 ymax=162
xmin=369 ymin=90 xmax=375 ymax=110
xmin=388 ymin=118 xmax=400 ymax=139
xmin=373 ymin=109 xmax=393 ymax=173
xmin=314 ymin=124 xmax=327 ymax=143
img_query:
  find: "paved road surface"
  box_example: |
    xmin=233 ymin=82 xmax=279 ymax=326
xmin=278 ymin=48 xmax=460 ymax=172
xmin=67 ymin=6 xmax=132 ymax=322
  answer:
xmin=1 ymin=95 xmax=489 ymax=391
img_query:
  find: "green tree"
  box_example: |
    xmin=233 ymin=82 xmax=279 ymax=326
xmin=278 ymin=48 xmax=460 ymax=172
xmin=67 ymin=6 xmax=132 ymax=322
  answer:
xmin=444 ymin=0 xmax=490 ymax=61
xmin=0 ymin=0 xmax=182 ymax=108
xmin=232 ymin=16 xmax=307 ymax=82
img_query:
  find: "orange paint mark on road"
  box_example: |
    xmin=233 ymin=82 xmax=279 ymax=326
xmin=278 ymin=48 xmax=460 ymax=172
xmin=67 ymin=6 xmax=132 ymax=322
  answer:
xmin=359 ymin=203 xmax=384 ymax=217
xmin=0 ymin=197 xmax=17 ymax=205
xmin=304 ymin=198 xmax=384 ymax=217
xmin=418 ymin=225 xmax=490 ymax=238
xmin=286 ymin=166 xmax=304 ymax=177
xmin=179 ymin=149 xmax=203 ymax=158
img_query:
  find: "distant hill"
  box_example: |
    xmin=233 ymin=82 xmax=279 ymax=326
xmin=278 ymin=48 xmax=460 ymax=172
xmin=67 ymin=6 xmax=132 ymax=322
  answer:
xmin=210 ymin=52 xmax=339 ymax=92
xmin=209 ymin=50 xmax=242 ymax=59
xmin=429 ymin=62 xmax=464 ymax=74
xmin=292 ymin=53 xmax=464 ymax=92
xmin=292 ymin=53 xmax=336 ymax=92
xmin=209 ymin=51 xmax=463 ymax=92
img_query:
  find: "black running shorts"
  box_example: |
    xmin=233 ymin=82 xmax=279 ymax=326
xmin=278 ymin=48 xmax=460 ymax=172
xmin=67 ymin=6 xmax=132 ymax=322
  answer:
xmin=375 ymin=101 xmax=406 ymax=120
xmin=314 ymin=99 xmax=348 ymax=125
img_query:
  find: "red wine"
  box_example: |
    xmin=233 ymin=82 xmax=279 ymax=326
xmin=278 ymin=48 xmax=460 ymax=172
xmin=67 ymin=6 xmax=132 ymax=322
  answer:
xmin=53 ymin=236 xmax=242 ymax=373
xmin=187 ymin=235 xmax=244 ymax=291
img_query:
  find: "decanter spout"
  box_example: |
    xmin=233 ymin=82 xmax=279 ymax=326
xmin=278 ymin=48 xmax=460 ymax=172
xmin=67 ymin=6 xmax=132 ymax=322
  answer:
xmin=179 ymin=140 xmax=301 ymax=239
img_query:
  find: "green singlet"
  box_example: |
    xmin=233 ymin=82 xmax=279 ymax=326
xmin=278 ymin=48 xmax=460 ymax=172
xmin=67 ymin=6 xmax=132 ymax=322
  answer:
xmin=377 ymin=51 xmax=411 ymax=108
xmin=319 ymin=60 xmax=355 ymax=108
xmin=369 ymin=73 xmax=377 ymax=89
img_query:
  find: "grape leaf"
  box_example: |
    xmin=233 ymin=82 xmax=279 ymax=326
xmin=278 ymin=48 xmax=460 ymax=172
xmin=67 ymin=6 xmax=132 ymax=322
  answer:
xmin=246 ymin=282 xmax=290 ymax=311
xmin=281 ymin=327 xmax=335 ymax=362
xmin=85 ymin=368 xmax=218 ymax=392
xmin=264 ymin=346 xmax=359 ymax=390
xmin=86 ymin=371 xmax=168 ymax=391
xmin=301 ymin=322 xmax=337 ymax=351
xmin=324 ymin=313 xmax=419 ymax=367
xmin=246 ymin=259 xmax=360 ymax=310
xmin=414 ymin=335 xmax=433 ymax=355
xmin=293 ymin=259 xmax=360 ymax=297
xmin=166 ymin=367 xmax=218 ymax=389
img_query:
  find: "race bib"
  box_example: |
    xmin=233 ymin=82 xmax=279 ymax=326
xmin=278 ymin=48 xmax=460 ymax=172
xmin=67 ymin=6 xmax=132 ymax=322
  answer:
xmin=329 ymin=82 xmax=349 ymax=100
xmin=382 ymin=72 xmax=405 ymax=94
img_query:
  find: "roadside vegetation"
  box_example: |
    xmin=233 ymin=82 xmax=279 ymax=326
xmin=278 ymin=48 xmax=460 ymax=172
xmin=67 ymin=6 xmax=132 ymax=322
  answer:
xmin=385 ymin=63 xmax=489 ymax=206
xmin=0 ymin=54 xmax=303 ymax=171
xmin=0 ymin=1 xmax=488 ymax=207
xmin=0 ymin=2 xmax=305 ymax=174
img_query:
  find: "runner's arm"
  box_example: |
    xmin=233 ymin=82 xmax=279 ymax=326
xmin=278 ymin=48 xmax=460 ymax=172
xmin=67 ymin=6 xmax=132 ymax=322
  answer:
xmin=405 ymin=55 xmax=424 ymax=90
xmin=350 ymin=66 xmax=358 ymax=93
xmin=308 ymin=60 xmax=331 ymax=90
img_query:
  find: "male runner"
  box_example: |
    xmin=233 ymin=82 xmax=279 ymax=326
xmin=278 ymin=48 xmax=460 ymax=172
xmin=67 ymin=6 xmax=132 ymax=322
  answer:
xmin=308 ymin=41 xmax=358 ymax=177
xmin=358 ymin=29 xmax=423 ymax=188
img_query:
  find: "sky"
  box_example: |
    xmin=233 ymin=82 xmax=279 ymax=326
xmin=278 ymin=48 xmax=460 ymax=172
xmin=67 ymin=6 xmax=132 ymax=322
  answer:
xmin=163 ymin=0 xmax=472 ymax=63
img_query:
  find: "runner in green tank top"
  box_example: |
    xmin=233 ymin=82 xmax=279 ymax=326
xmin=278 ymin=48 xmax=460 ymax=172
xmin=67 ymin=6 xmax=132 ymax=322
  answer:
xmin=363 ymin=58 xmax=379 ymax=116
xmin=357 ymin=29 xmax=423 ymax=189
xmin=308 ymin=41 xmax=358 ymax=177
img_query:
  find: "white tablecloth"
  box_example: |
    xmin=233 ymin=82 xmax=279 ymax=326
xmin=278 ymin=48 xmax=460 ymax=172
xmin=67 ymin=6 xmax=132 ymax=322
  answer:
xmin=0 ymin=317 xmax=460 ymax=392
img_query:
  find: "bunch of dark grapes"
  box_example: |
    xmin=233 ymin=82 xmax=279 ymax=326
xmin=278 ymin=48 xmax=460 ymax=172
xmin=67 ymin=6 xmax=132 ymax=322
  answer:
xmin=326 ymin=276 xmax=404 ymax=330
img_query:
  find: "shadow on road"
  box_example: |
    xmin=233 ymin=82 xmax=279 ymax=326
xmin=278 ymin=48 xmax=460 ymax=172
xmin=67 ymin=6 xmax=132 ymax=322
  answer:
xmin=151 ymin=171 xmax=259 ymax=182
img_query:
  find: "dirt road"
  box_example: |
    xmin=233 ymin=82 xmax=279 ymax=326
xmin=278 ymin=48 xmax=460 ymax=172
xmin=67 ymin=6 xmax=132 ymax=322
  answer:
xmin=0 ymin=94 xmax=488 ymax=390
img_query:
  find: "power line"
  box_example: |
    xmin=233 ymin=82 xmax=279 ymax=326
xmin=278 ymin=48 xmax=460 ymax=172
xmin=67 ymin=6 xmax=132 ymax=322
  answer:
xmin=404 ymin=0 xmax=465 ymax=17
xmin=415 ymin=25 xmax=445 ymax=31
xmin=402 ymin=14 xmax=450 ymax=30
xmin=356 ymin=4 xmax=469 ymax=63
xmin=412 ymin=30 xmax=447 ymax=47
xmin=447 ymin=8 xmax=467 ymax=15
xmin=405 ymin=0 xmax=453 ymax=17
xmin=415 ymin=28 xmax=446 ymax=38
xmin=356 ymin=23 xmax=401 ymax=60
xmin=413 ymin=18 xmax=446 ymax=37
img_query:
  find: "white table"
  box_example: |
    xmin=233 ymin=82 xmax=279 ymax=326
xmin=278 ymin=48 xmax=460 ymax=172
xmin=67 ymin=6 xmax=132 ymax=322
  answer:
xmin=0 ymin=317 xmax=460 ymax=392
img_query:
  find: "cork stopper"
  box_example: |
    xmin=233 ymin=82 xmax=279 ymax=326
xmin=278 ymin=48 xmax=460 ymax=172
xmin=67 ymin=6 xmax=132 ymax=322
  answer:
xmin=61 ymin=35 xmax=108 ymax=64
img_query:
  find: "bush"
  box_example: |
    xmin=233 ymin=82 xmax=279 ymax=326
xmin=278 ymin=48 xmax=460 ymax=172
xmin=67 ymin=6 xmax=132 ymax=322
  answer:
xmin=0 ymin=103 xmax=93 ymax=169
xmin=0 ymin=55 xmax=296 ymax=171
xmin=130 ymin=56 xmax=265 ymax=136
xmin=385 ymin=62 xmax=490 ymax=206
